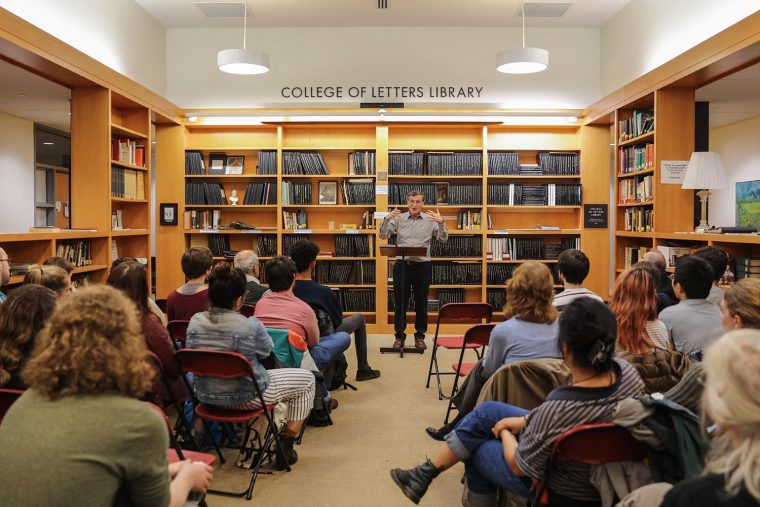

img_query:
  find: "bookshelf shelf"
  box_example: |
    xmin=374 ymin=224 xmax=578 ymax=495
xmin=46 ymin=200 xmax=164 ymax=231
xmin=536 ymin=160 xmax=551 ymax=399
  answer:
xmin=7 ymin=275 xmax=24 ymax=285
xmin=184 ymin=205 xmax=276 ymax=209
xmin=487 ymin=259 xmax=560 ymax=264
xmin=281 ymin=205 xmax=374 ymax=209
xmin=387 ymin=175 xmax=483 ymax=180
xmin=72 ymin=264 xmax=109 ymax=274
xmin=304 ymin=229 xmax=376 ymax=234
xmin=111 ymin=159 xmax=147 ymax=171
xmin=111 ymin=197 xmax=148 ymax=203
xmin=486 ymin=229 xmax=581 ymax=235
xmin=617 ymin=167 xmax=654 ymax=179
xmin=111 ymin=229 xmax=150 ymax=237
xmin=486 ymin=175 xmax=581 ymax=180
xmin=487 ymin=205 xmax=580 ymax=212
xmin=616 ymin=231 xmax=654 ymax=238
xmin=317 ymin=256 xmax=376 ymax=261
xmin=111 ymin=123 xmax=148 ymax=140
xmin=617 ymin=130 xmax=655 ymax=147
xmin=185 ymin=175 xmax=277 ymax=182
xmin=184 ymin=229 xmax=277 ymax=235
xmin=282 ymin=174 xmax=377 ymax=179
xmin=617 ymin=201 xmax=654 ymax=207
xmin=430 ymin=257 xmax=482 ymax=261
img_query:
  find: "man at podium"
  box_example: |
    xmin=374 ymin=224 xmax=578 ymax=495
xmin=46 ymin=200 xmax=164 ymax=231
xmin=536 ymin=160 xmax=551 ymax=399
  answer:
xmin=379 ymin=191 xmax=448 ymax=350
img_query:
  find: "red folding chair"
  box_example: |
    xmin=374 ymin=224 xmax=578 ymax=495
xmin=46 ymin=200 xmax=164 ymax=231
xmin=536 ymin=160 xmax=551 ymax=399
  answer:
xmin=144 ymin=350 xmax=197 ymax=448
xmin=532 ymin=422 xmax=648 ymax=506
xmin=239 ymin=304 xmax=255 ymax=318
xmin=175 ymin=349 xmax=288 ymax=500
xmin=0 ymin=387 xmax=24 ymax=422
xmin=444 ymin=323 xmax=496 ymax=424
xmin=167 ymin=320 xmax=190 ymax=350
xmin=425 ymin=303 xmax=493 ymax=400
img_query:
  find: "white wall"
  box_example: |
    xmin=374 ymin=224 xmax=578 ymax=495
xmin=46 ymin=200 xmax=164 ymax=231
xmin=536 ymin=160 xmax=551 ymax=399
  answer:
xmin=0 ymin=111 xmax=34 ymax=233
xmin=708 ymin=115 xmax=760 ymax=227
xmin=0 ymin=0 xmax=167 ymax=95
xmin=600 ymin=0 xmax=760 ymax=95
xmin=166 ymin=26 xmax=600 ymax=109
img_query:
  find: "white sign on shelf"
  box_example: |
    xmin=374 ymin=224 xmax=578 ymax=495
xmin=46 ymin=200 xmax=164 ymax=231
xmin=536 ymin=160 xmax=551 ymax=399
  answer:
xmin=661 ymin=160 xmax=689 ymax=185
xmin=345 ymin=229 xmax=359 ymax=234
xmin=374 ymin=211 xmax=389 ymax=220
xmin=294 ymin=229 xmax=312 ymax=234
xmin=241 ymin=229 xmax=261 ymax=234
xmin=376 ymin=185 xmax=389 ymax=195
xmin=492 ymin=230 xmax=510 ymax=235
xmin=200 ymin=229 xmax=216 ymax=233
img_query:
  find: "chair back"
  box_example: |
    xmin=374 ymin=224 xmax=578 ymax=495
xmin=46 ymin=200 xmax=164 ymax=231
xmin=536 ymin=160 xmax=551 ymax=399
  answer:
xmin=155 ymin=298 xmax=168 ymax=314
xmin=175 ymin=349 xmax=254 ymax=380
xmin=437 ymin=303 xmax=493 ymax=325
xmin=550 ymin=422 xmax=647 ymax=465
xmin=0 ymin=387 xmax=24 ymax=422
xmin=167 ymin=320 xmax=190 ymax=347
xmin=462 ymin=323 xmax=496 ymax=348
xmin=239 ymin=304 xmax=255 ymax=318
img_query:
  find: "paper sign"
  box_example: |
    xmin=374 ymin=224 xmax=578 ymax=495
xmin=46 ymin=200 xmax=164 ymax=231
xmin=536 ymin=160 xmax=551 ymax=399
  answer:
xmin=661 ymin=160 xmax=689 ymax=185
xmin=376 ymin=185 xmax=389 ymax=195
xmin=200 ymin=229 xmax=216 ymax=233
xmin=492 ymin=230 xmax=510 ymax=235
xmin=374 ymin=211 xmax=389 ymax=220
xmin=345 ymin=229 xmax=359 ymax=234
xmin=294 ymin=229 xmax=312 ymax=234
xmin=241 ymin=229 xmax=261 ymax=234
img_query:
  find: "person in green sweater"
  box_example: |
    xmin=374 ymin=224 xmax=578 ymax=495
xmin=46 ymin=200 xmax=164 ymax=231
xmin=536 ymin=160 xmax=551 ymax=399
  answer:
xmin=0 ymin=285 xmax=213 ymax=507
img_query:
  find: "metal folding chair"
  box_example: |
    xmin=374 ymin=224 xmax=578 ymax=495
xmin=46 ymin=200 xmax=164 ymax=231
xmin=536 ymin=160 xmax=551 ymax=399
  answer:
xmin=239 ymin=304 xmax=255 ymax=318
xmin=444 ymin=323 xmax=496 ymax=424
xmin=425 ymin=303 xmax=493 ymax=400
xmin=167 ymin=320 xmax=190 ymax=350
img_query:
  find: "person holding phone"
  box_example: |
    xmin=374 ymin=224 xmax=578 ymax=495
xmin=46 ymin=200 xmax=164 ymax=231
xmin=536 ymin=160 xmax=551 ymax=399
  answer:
xmin=379 ymin=190 xmax=448 ymax=350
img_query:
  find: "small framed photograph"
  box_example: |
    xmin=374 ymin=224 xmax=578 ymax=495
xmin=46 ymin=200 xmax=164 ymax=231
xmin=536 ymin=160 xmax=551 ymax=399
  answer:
xmin=208 ymin=153 xmax=227 ymax=175
xmin=160 ymin=203 xmax=178 ymax=226
xmin=319 ymin=181 xmax=338 ymax=205
xmin=225 ymin=155 xmax=245 ymax=175
xmin=433 ymin=181 xmax=449 ymax=204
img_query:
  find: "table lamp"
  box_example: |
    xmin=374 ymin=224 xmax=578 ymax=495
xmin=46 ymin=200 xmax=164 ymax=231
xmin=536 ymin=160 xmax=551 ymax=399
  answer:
xmin=681 ymin=151 xmax=728 ymax=233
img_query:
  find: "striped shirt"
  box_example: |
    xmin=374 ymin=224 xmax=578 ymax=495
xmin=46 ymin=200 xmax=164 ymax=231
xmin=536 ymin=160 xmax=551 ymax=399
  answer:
xmin=515 ymin=359 xmax=645 ymax=501
xmin=616 ymin=320 xmax=671 ymax=355
xmin=552 ymin=288 xmax=604 ymax=309
xmin=378 ymin=211 xmax=448 ymax=262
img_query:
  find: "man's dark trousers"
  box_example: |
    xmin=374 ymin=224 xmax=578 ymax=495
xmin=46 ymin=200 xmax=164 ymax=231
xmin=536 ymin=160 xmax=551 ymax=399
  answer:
xmin=393 ymin=260 xmax=432 ymax=340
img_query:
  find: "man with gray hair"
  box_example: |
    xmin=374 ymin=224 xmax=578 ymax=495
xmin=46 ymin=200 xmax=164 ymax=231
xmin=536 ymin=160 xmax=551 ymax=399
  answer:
xmin=643 ymin=249 xmax=677 ymax=302
xmin=234 ymin=250 xmax=269 ymax=305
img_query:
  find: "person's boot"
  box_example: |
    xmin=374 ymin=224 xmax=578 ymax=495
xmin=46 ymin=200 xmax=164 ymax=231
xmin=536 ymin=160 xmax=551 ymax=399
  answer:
xmin=390 ymin=458 xmax=443 ymax=504
xmin=275 ymin=434 xmax=298 ymax=471
xmin=425 ymin=422 xmax=452 ymax=441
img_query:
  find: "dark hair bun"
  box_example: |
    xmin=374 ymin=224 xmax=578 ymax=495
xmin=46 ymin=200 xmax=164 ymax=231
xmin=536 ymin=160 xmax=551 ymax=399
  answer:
xmin=559 ymin=297 xmax=617 ymax=371
xmin=212 ymin=261 xmax=234 ymax=278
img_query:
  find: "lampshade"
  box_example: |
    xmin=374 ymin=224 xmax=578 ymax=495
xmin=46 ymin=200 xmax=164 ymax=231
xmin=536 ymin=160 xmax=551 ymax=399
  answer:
xmin=496 ymin=47 xmax=549 ymax=74
xmin=681 ymin=151 xmax=728 ymax=190
xmin=218 ymin=48 xmax=270 ymax=75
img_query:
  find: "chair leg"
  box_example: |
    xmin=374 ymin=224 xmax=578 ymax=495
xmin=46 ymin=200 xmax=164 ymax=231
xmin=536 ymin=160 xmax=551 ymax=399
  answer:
xmin=425 ymin=342 xmax=438 ymax=389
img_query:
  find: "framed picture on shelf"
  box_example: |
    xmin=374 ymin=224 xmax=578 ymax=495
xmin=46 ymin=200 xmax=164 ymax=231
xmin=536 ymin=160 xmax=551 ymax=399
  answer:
xmin=736 ymin=180 xmax=760 ymax=229
xmin=159 ymin=203 xmax=178 ymax=226
xmin=433 ymin=181 xmax=449 ymax=204
xmin=319 ymin=181 xmax=338 ymax=205
xmin=225 ymin=155 xmax=244 ymax=175
xmin=208 ymin=153 xmax=227 ymax=175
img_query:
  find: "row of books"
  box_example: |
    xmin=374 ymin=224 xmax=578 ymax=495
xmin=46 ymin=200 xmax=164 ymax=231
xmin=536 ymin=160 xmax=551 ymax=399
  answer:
xmin=736 ymin=257 xmax=760 ymax=279
xmin=619 ymin=143 xmax=654 ymax=174
xmin=359 ymin=210 xmax=375 ymax=230
xmin=206 ymin=234 xmax=231 ymax=257
xmin=317 ymin=260 xmax=376 ymax=285
xmin=349 ymin=151 xmax=376 ymax=175
xmin=488 ymin=238 xmax=545 ymax=260
xmin=282 ymin=210 xmax=308 ymax=230
xmin=430 ymin=235 xmax=482 ymax=257
xmin=183 ymin=210 xmax=220 ymax=230
xmin=389 ymin=152 xmax=425 ymax=175
xmin=186 ymin=182 xmax=226 ymax=205
xmin=335 ymin=235 xmax=374 ymax=257
xmin=112 ymin=138 xmax=145 ymax=167
xmin=619 ymin=175 xmax=653 ymax=204
xmin=258 ymin=151 xmax=277 ymax=175
xmin=56 ymin=240 xmax=92 ymax=267
xmin=389 ymin=183 xmax=437 ymax=205
xmin=427 ymin=152 xmax=483 ymax=175
xmin=624 ymin=245 xmax=649 ymax=268
xmin=243 ymin=182 xmax=277 ymax=205
xmin=487 ymin=152 xmax=580 ymax=176
xmin=623 ymin=207 xmax=654 ymax=232
xmin=256 ymin=235 xmax=277 ymax=257
xmin=111 ymin=167 xmax=145 ymax=199
xmin=185 ymin=151 xmax=205 ymax=175
xmin=619 ymin=110 xmax=654 ymax=141
xmin=456 ymin=210 xmax=482 ymax=230
xmin=444 ymin=183 xmax=483 ymax=205
xmin=487 ymin=288 xmax=506 ymax=312
xmin=340 ymin=179 xmax=375 ymax=205
xmin=487 ymin=184 xmax=582 ymax=206
xmin=339 ymin=288 xmax=376 ymax=312
xmin=9 ymin=262 xmax=37 ymax=276
xmin=283 ymin=152 xmax=329 ymax=175
xmin=282 ymin=181 xmax=312 ymax=205
xmin=537 ymin=152 xmax=581 ymax=175
xmin=387 ymin=288 xmax=466 ymax=312
xmin=431 ymin=262 xmax=482 ymax=285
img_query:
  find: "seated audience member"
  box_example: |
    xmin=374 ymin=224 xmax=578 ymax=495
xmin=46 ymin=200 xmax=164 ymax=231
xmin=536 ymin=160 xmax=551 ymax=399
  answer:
xmin=552 ymin=249 xmax=604 ymax=309
xmin=233 ymin=250 xmax=270 ymax=306
xmin=427 ymin=261 xmax=560 ymax=440
xmin=720 ymin=278 xmax=760 ymax=331
xmin=694 ymin=245 xmax=729 ymax=306
xmin=0 ymin=246 xmax=9 ymax=303
xmin=659 ymin=255 xmax=723 ymax=356
xmin=113 ymin=257 xmax=167 ymax=326
xmin=0 ymin=286 xmax=213 ymax=506
xmin=643 ymin=249 xmax=677 ymax=302
xmin=108 ymin=260 xmax=187 ymax=404
xmin=42 ymin=256 xmax=75 ymax=284
xmin=0 ymin=285 xmax=57 ymax=389
xmin=633 ymin=260 xmax=674 ymax=313
xmin=24 ymin=265 xmax=72 ymax=298
xmin=290 ymin=240 xmax=380 ymax=382
xmin=187 ymin=262 xmax=315 ymax=469
xmin=391 ymin=298 xmax=645 ymax=507
xmin=167 ymin=247 xmax=212 ymax=321
xmin=610 ymin=266 xmax=671 ymax=355
xmin=254 ymin=256 xmax=350 ymax=412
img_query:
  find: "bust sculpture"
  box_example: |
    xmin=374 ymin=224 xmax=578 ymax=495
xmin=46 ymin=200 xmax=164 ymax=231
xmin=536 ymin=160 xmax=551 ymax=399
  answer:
xmin=229 ymin=189 xmax=239 ymax=206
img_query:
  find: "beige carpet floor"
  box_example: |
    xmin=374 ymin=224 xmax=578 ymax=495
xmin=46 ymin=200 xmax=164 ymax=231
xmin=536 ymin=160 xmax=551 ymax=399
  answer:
xmin=204 ymin=334 xmax=471 ymax=507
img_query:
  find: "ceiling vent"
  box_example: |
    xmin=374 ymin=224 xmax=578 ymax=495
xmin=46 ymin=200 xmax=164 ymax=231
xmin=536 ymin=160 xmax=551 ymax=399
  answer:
xmin=377 ymin=0 xmax=388 ymax=9
xmin=519 ymin=2 xmax=572 ymax=17
xmin=194 ymin=2 xmax=253 ymax=18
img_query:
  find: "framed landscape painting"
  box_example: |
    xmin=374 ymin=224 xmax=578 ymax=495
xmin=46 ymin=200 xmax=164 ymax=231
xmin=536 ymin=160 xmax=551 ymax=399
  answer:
xmin=736 ymin=180 xmax=760 ymax=229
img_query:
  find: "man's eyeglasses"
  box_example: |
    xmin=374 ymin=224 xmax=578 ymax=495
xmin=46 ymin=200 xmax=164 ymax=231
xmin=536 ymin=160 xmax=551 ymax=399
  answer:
xmin=0 ymin=258 xmax=12 ymax=264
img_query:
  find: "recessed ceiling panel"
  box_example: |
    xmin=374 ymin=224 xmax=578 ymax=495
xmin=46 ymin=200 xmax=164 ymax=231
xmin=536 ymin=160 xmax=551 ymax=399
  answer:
xmin=194 ymin=2 xmax=252 ymax=18
xmin=521 ymin=2 xmax=573 ymax=18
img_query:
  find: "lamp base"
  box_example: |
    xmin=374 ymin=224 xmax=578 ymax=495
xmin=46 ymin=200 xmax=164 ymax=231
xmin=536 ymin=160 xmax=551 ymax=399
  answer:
xmin=694 ymin=189 xmax=711 ymax=233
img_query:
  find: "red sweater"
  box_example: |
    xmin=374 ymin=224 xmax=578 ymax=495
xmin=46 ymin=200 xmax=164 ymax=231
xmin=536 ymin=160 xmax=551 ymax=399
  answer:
xmin=166 ymin=288 xmax=209 ymax=322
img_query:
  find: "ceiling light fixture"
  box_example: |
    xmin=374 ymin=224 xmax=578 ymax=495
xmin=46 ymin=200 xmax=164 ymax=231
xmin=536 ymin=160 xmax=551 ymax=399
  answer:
xmin=496 ymin=1 xmax=548 ymax=74
xmin=217 ymin=2 xmax=269 ymax=75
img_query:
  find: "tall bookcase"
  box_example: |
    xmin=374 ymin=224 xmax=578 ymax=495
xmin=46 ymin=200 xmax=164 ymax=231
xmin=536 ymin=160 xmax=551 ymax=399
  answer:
xmin=157 ymin=122 xmax=606 ymax=333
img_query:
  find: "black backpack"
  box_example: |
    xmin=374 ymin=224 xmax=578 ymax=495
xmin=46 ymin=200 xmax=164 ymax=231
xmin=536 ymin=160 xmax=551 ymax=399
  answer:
xmin=311 ymin=305 xmax=349 ymax=391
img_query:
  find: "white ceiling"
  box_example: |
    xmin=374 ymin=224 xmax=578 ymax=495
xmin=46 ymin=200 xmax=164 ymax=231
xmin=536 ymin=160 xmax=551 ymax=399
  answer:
xmin=696 ymin=62 xmax=760 ymax=129
xmin=0 ymin=59 xmax=70 ymax=132
xmin=133 ymin=0 xmax=632 ymax=28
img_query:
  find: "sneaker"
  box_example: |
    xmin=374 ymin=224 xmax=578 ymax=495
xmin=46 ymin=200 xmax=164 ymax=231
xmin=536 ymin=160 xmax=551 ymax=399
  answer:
xmin=356 ymin=368 xmax=381 ymax=381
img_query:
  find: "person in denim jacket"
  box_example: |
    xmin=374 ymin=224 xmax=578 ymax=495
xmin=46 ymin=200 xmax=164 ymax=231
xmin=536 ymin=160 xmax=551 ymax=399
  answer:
xmin=187 ymin=262 xmax=315 ymax=470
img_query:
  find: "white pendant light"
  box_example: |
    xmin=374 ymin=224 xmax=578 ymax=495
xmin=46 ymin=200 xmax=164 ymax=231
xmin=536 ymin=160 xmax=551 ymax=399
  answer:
xmin=496 ymin=1 xmax=548 ymax=74
xmin=218 ymin=2 xmax=270 ymax=75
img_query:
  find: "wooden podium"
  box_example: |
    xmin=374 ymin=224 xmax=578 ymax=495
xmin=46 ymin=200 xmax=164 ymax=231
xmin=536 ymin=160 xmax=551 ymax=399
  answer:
xmin=379 ymin=244 xmax=429 ymax=358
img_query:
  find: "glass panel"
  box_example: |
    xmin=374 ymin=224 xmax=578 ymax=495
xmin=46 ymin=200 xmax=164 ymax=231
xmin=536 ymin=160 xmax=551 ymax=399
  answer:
xmin=35 ymin=207 xmax=50 ymax=226
xmin=35 ymin=168 xmax=48 ymax=203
